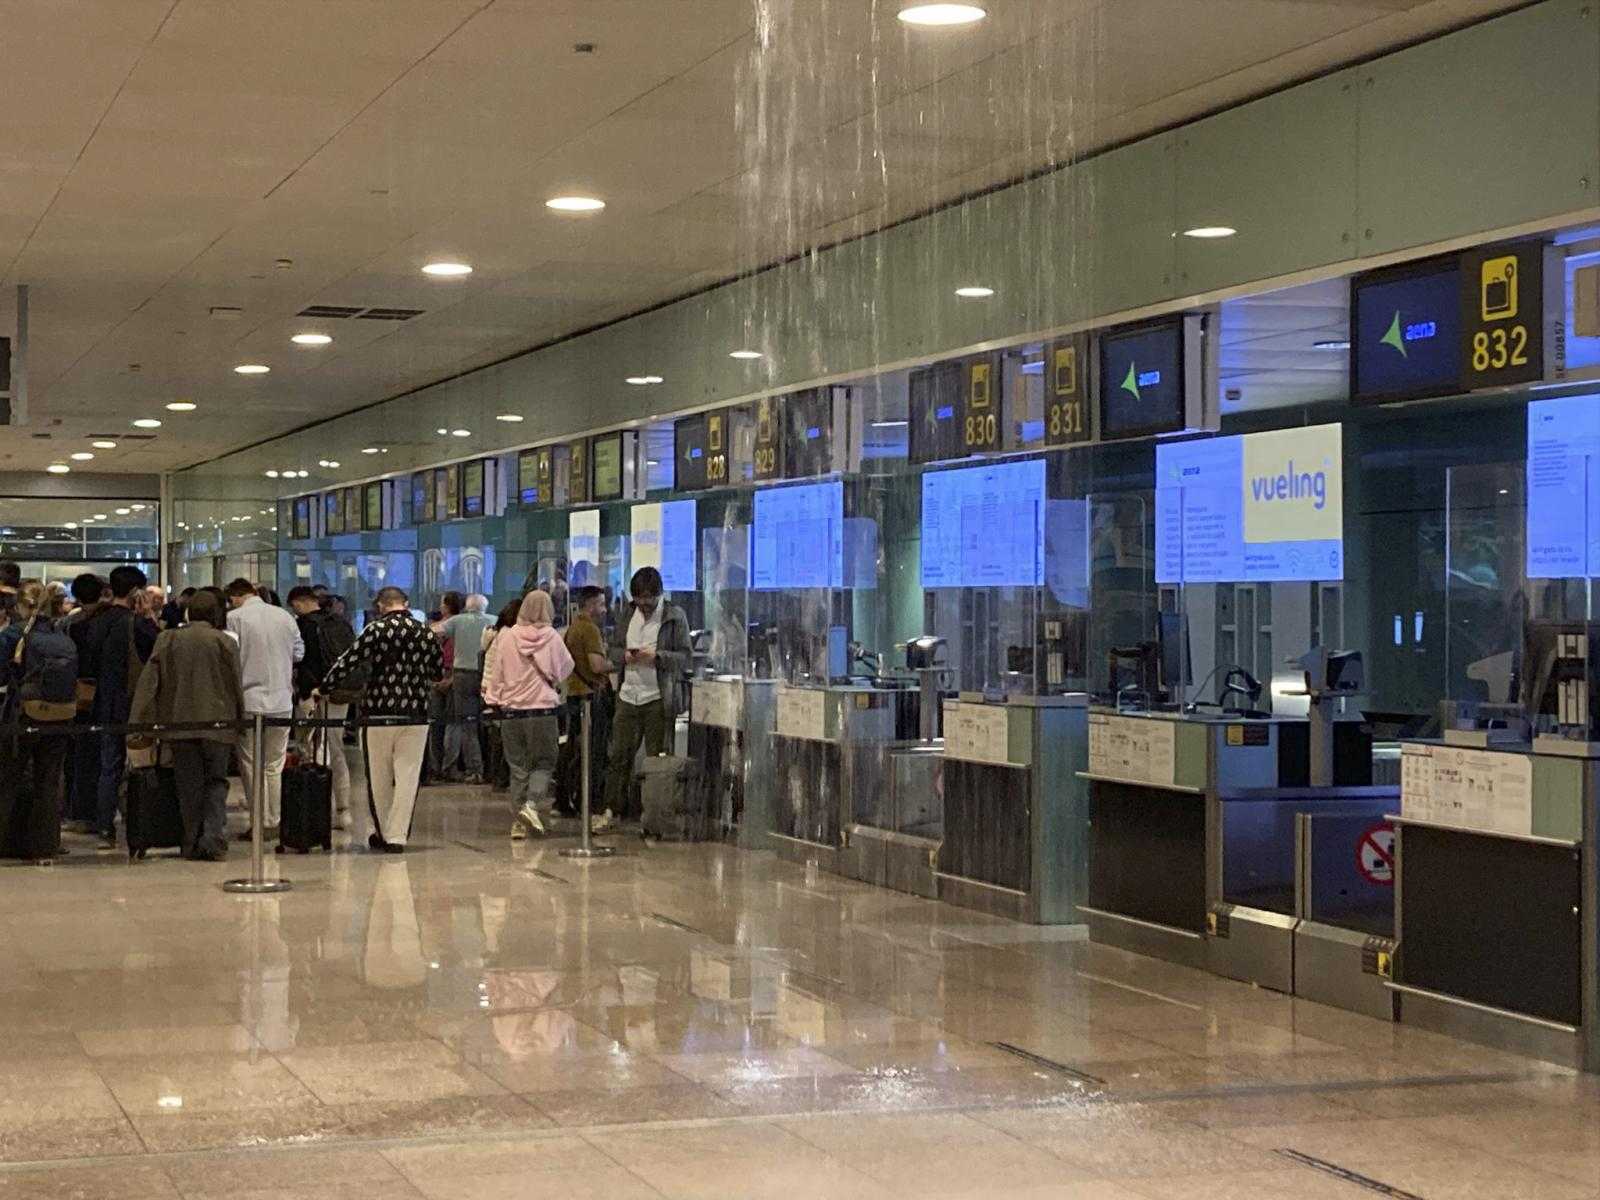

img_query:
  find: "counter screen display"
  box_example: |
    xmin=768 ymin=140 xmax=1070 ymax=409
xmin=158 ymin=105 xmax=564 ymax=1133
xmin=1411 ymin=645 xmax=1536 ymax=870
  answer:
xmin=1351 ymin=261 xmax=1461 ymax=404
xmin=1156 ymin=423 xmax=1343 ymax=583
xmin=593 ymin=434 xmax=623 ymax=500
xmin=1526 ymin=394 xmax=1600 ymax=578
xmin=462 ymin=460 xmax=485 ymax=516
xmin=752 ymin=480 xmax=843 ymax=590
xmin=1099 ymin=320 xmax=1187 ymax=440
xmin=920 ymin=458 xmax=1046 ymax=588
xmin=632 ymin=499 xmax=698 ymax=593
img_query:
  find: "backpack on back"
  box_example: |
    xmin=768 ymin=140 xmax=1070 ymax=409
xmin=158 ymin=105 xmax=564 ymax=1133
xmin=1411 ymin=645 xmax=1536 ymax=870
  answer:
xmin=12 ymin=617 xmax=80 ymax=722
xmin=313 ymin=611 xmax=364 ymax=704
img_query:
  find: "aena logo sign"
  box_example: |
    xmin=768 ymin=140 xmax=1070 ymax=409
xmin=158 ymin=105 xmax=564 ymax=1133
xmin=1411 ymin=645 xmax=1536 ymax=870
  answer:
xmin=1249 ymin=458 xmax=1331 ymax=511
xmin=1380 ymin=311 xmax=1438 ymax=359
xmin=1118 ymin=361 xmax=1163 ymax=400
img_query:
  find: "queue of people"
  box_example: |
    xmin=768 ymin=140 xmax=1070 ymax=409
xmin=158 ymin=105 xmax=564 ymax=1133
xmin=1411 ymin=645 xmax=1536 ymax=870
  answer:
xmin=0 ymin=559 xmax=691 ymax=864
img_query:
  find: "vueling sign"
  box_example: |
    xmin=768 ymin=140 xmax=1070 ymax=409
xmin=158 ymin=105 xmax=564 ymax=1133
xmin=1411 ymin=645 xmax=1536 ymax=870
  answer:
xmin=1242 ymin=425 xmax=1342 ymax=544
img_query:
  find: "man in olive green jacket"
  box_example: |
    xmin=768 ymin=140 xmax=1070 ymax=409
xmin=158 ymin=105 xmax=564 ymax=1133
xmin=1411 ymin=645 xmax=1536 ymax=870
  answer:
xmin=130 ymin=591 xmax=244 ymax=860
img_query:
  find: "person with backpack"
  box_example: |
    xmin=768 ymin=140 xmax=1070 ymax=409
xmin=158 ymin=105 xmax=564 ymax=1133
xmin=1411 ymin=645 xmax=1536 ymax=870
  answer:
xmin=129 ymin=590 xmax=243 ymax=861
xmin=288 ymin=586 xmax=356 ymax=830
xmin=0 ymin=581 xmax=74 ymax=860
xmin=483 ymin=589 xmax=573 ymax=839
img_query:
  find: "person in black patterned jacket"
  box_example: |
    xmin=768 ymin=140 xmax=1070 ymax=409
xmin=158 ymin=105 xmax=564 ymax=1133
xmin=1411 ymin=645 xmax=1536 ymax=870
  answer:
xmin=318 ymin=586 xmax=444 ymax=853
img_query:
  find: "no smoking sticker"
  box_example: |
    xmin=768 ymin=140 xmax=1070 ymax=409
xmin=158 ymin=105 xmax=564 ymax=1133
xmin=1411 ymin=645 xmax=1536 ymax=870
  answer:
xmin=1357 ymin=823 xmax=1395 ymax=887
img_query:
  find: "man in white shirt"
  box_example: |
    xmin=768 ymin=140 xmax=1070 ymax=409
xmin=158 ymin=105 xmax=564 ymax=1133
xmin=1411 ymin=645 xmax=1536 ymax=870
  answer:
xmin=600 ymin=567 xmax=689 ymax=830
xmin=440 ymin=593 xmax=494 ymax=783
xmin=225 ymin=578 xmax=304 ymax=841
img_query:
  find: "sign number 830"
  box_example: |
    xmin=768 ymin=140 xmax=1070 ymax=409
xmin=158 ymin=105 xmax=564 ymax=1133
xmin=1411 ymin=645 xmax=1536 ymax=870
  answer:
xmin=1472 ymin=326 xmax=1528 ymax=372
xmin=964 ymin=413 xmax=996 ymax=447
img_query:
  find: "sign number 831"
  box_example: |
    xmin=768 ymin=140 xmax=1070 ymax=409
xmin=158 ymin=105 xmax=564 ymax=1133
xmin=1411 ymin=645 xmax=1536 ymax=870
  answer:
xmin=1471 ymin=326 xmax=1528 ymax=372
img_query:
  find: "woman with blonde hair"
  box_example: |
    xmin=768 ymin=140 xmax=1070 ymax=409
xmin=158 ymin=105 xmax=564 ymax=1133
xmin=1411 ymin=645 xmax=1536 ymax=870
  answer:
xmin=483 ymin=590 xmax=572 ymax=839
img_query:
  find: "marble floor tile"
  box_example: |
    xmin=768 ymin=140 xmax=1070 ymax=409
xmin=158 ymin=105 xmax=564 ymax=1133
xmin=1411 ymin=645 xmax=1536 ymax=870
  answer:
xmin=129 ymin=1105 xmax=354 ymax=1154
xmin=0 ymin=1116 xmax=146 ymax=1164
xmin=528 ymin=1082 xmax=742 ymax=1127
xmin=0 ymin=1163 xmax=180 ymax=1200
xmin=160 ymin=1147 xmax=407 ymax=1200
xmin=96 ymin=1054 xmax=321 ymax=1115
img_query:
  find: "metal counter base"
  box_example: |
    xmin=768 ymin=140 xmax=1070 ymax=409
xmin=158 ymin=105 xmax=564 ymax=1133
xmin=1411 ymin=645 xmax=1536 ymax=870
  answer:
xmin=769 ymin=831 xmax=842 ymax=874
xmin=842 ymin=825 xmax=938 ymax=901
xmin=1296 ymin=921 xmax=1398 ymax=1021
xmin=1393 ymin=983 xmax=1580 ymax=1070
xmin=1081 ymin=906 xmax=1207 ymax=971
xmin=1206 ymin=904 xmax=1295 ymax=994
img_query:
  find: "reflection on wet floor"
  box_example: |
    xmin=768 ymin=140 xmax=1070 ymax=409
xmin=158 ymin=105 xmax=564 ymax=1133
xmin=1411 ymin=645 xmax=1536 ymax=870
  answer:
xmin=0 ymin=788 xmax=1596 ymax=1199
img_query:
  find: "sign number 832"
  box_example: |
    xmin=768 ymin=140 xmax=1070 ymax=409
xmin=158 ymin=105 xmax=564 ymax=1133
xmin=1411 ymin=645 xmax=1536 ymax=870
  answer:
xmin=1472 ymin=325 xmax=1528 ymax=372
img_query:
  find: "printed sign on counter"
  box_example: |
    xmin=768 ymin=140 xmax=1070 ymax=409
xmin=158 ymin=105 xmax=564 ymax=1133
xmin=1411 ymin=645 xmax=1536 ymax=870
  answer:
xmin=1087 ymin=713 xmax=1177 ymax=787
xmin=691 ymin=679 xmax=743 ymax=732
xmin=1400 ymin=743 xmax=1534 ymax=837
xmin=942 ymin=701 xmax=1014 ymax=766
xmin=776 ymin=686 xmax=827 ymax=742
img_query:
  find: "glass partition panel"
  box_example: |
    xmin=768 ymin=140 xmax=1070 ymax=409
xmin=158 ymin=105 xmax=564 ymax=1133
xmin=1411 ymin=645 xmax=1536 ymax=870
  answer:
xmin=1444 ymin=461 xmax=1526 ymax=735
xmin=1087 ymin=491 xmax=1153 ymax=705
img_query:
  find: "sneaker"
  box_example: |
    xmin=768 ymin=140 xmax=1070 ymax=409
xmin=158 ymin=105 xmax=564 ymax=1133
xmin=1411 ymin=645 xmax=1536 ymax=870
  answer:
xmin=97 ymin=832 xmax=118 ymax=851
xmin=333 ymin=809 xmax=351 ymax=832
xmin=591 ymin=809 xmax=617 ymax=834
xmin=510 ymin=821 xmax=527 ymax=841
xmin=518 ymin=802 xmax=547 ymax=837
xmin=462 ymin=773 xmax=485 ymax=786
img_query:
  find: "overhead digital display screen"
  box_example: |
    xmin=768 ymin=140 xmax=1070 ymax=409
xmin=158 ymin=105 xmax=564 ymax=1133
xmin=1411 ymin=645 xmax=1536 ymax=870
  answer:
xmin=1099 ymin=319 xmax=1189 ymax=440
xmin=364 ymin=482 xmax=383 ymax=531
xmin=1156 ymin=424 xmax=1343 ymax=584
xmin=920 ymin=459 xmax=1046 ymax=589
xmin=674 ymin=414 xmax=709 ymax=492
xmin=568 ymin=438 xmax=590 ymax=504
xmin=593 ymin=434 xmax=623 ymax=501
xmin=518 ymin=450 xmax=540 ymax=507
xmin=462 ymin=460 xmax=485 ymax=516
xmin=909 ymin=362 xmax=965 ymax=465
xmin=411 ymin=473 xmax=429 ymax=524
xmin=632 ymin=499 xmax=698 ymax=593
xmin=752 ymin=480 xmax=843 ymax=590
xmin=293 ymin=498 xmax=311 ymax=540
xmin=1526 ymin=395 xmax=1600 ymax=578
xmin=1350 ymin=260 xmax=1461 ymax=404
xmin=784 ymin=388 xmax=834 ymax=478
xmin=325 ymin=491 xmax=344 ymax=535
xmin=344 ymin=487 xmax=360 ymax=533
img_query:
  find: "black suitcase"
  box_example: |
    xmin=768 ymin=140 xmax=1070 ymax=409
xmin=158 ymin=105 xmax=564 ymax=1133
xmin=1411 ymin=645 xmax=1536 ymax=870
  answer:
xmin=125 ymin=765 xmax=184 ymax=860
xmin=0 ymin=739 xmax=60 ymax=860
xmin=279 ymin=754 xmax=333 ymax=854
xmin=638 ymin=755 xmax=707 ymax=842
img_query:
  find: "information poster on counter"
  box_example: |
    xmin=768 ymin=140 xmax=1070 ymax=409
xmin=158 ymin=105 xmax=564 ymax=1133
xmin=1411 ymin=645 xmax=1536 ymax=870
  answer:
xmin=942 ymin=702 xmax=1015 ymax=766
xmin=1525 ymin=394 xmax=1600 ymax=578
xmin=1157 ymin=424 xmax=1343 ymax=584
xmin=1087 ymin=713 xmax=1177 ymax=787
xmin=1400 ymin=743 xmax=1534 ymax=836
xmin=776 ymin=686 xmax=827 ymax=741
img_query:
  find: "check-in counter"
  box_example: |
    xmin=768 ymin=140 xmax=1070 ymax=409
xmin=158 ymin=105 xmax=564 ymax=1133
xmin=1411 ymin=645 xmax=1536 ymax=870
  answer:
xmin=1080 ymin=709 xmax=1378 ymax=981
xmin=687 ymin=677 xmax=777 ymax=847
xmin=1393 ymin=739 xmax=1599 ymax=1071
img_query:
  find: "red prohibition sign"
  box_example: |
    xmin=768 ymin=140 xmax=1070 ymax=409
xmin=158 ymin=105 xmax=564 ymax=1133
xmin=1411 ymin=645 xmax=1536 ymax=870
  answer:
xmin=1356 ymin=823 xmax=1395 ymax=887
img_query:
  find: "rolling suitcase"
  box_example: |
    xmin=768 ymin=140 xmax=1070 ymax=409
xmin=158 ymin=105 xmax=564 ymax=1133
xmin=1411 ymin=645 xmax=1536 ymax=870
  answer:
xmin=125 ymin=765 xmax=184 ymax=860
xmin=638 ymin=755 xmax=707 ymax=842
xmin=279 ymin=708 xmax=334 ymax=854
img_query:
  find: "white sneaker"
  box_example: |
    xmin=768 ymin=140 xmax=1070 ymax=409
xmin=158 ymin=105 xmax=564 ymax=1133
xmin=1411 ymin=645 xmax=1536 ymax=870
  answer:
xmin=591 ymin=808 xmax=616 ymax=834
xmin=333 ymin=809 xmax=351 ymax=832
xmin=510 ymin=820 xmax=527 ymax=841
xmin=518 ymin=802 xmax=547 ymax=837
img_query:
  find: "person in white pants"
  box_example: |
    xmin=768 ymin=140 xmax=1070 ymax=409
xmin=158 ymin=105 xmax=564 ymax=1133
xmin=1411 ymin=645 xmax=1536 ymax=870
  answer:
xmin=225 ymin=579 xmax=304 ymax=840
xmin=317 ymin=586 xmax=444 ymax=854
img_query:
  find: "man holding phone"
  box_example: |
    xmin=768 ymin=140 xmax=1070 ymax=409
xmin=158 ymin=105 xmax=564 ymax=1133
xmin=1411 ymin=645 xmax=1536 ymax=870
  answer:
xmin=598 ymin=567 xmax=689 ymax=831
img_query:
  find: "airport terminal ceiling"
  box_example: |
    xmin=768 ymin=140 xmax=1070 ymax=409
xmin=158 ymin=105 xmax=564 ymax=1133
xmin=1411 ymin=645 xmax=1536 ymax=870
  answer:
xmin=0 ymin=0 xmax=1525 ymax=475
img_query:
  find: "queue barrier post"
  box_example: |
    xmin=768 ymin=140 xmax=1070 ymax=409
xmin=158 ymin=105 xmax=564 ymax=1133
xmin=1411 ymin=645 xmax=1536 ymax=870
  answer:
xmin=561 ymin=695 xmax=614 ymax=860
xmin=223 ymin=711 xmax=292 ymax=894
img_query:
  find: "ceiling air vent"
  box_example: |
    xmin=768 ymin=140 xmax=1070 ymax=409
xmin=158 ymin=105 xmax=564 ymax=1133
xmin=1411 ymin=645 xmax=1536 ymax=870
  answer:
xmin=298 ymin=305 xmax=364 ymax=319
xmin=358 ymin=308 xmax=424 ymax=322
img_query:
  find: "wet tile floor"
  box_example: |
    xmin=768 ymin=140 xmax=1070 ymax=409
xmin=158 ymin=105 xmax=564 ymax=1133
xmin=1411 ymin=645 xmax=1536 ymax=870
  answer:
xmin=0 ymin=787 xmax=1595 ymax=1199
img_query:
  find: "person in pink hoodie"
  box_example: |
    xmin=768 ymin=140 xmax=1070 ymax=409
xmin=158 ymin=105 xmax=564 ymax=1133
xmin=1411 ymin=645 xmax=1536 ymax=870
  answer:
xmin=484 ymin=589 xmax=573 ymax=838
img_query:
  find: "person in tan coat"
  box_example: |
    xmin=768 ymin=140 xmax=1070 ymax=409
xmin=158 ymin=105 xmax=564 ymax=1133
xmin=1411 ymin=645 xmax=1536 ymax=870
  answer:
xmin=130 ymin=591 xmax=244 ymax=860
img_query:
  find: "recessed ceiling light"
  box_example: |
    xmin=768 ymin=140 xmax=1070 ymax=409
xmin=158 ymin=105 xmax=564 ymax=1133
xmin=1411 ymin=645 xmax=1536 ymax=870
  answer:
xmin=165 ymin=401 xmax=197 ymax=412
xmin=91 ymin=440 xmax=117 ymax=449
xmin=115 ymin=508 xmax=131 ymax=516
xmin=436 ymin=427 xmax=449 ymax=435
xmin=495 ymin=413 xmax=524 ymax=423
xmin=729 ymin=350 xmax=763 ymax=360
xmin=954 ymin=285 xmax=994 ymax=298
xmin=325 ymin=460 xmax=340 ymax=468
xmin=897 ymin=3 xmax=986 ymax=26
xmin=626 ymin=375 xmax=665 ymax=385
xmin=233 ymin=363 xmax=271 ymax=375
xmin=362 ymin=446 xmax=382 ymax=454
xmin=1182 ymin=226 xmax=1237 ymax=239
xmin=130 ymin=504 xmax=145 ymax=511
xmin=291 ymin=333 xmax=332 ymax=346
xmin=265 ymin=470 xmax=279 ymax=478
xmin=451 ymin=429 xmax=471 ymax=438
xmin=93 ymin=514 xmax=107 ymax=521
xmin=46 ymin=464 xmax=70 ymax=475
xmin=1313 ymin=339 xmax=1352 ymax=351
xmin=63 ymin=522 xmax=76 ymax=530
xmin=70 ymin=452 xmax=94 ymax=461
xmin=422 ymin=261 xmax=472 ymax=277
xmin=545 ymin=196 xmax=606 ymax=213
xmin=132 ymin=418 xmax=162 ymax=429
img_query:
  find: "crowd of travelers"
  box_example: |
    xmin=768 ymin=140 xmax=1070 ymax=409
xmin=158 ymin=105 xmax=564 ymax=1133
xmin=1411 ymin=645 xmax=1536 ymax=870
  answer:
xmin=0 ymin=559 xmax=688 ymax=863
